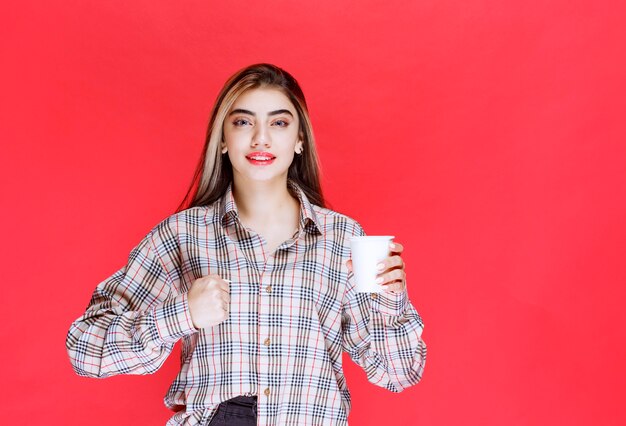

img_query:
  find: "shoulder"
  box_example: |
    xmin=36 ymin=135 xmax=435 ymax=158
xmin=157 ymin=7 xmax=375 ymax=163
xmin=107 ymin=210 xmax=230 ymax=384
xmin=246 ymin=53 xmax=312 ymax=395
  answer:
xmin=162 ymin=205 xmax=218 ymax=228
xmin=142 ymin=205 xmax=217 ymax=248
xmin=311 ymin=205 xmax=366 ymax=238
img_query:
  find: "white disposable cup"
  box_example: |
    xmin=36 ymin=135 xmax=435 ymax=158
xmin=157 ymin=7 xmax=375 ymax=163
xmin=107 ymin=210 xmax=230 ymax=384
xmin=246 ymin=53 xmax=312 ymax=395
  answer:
xmin=349 ymin=236 xmax=394 ymax=293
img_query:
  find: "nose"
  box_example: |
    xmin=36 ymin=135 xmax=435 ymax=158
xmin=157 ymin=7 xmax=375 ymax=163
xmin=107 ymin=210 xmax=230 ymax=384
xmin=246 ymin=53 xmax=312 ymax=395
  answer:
xmin=251 ymin=123 xmax=271 ymax=147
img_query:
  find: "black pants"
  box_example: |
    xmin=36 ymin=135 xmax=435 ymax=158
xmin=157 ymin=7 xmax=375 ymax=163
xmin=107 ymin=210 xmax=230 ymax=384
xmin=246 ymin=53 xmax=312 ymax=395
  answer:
xmin=208 ymin=395 xmax=258 ymax=425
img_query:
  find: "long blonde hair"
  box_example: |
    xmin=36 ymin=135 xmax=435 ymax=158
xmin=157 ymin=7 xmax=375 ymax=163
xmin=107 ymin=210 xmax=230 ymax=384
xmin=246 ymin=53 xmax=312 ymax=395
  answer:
xmin=177 ymin=63 xmax=325 ymax=212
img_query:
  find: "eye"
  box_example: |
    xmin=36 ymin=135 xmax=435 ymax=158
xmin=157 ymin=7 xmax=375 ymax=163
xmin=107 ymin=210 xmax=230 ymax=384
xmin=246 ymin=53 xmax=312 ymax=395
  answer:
xmin=232 ymin=118 xmax=251 ymax=127
xmin=273 ymin=119 xmax=289 ymax=127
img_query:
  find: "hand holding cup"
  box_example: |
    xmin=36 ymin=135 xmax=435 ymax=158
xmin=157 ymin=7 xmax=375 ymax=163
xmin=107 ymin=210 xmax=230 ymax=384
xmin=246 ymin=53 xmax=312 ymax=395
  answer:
xmin=347 ymin=237 xmax=406 ymax=293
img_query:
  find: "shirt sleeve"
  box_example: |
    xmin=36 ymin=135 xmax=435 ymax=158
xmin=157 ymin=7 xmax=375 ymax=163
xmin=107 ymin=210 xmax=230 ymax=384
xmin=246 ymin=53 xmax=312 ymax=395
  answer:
xmin=66 ymin=227 xmax=197 ymax=378
xmin=341 ymin=224 xmax=427 ymax=392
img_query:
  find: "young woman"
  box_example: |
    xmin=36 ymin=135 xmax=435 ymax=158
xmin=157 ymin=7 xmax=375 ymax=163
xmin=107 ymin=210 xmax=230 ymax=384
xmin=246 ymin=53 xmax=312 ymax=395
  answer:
xmin=67 ymin=63 xmax=427 ymax=426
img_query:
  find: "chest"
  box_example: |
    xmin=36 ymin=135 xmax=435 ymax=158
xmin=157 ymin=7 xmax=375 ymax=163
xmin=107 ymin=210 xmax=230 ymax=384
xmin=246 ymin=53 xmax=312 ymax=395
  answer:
xmin=257 ymin=226 xmax=299 ymax=255
xmin=180 ymin=226 xmax=350 ymax=291
xmin=235 ymin=213 xmax=299 ymax=255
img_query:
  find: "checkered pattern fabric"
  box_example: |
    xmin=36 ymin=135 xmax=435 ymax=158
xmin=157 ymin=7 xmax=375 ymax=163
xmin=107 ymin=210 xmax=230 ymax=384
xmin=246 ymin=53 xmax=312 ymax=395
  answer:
xmin=66 ymin=180 xmax=426 ymax=425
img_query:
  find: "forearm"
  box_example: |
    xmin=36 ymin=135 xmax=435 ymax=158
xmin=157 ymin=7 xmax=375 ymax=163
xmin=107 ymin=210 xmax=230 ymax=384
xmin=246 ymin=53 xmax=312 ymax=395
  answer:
xmin=343 ymin=291 xmax=427 ymax=392
xmin=66 ymin=293 xmax=196 ymax=378
xmin=368 ymin=294 xmax=426 ymax=391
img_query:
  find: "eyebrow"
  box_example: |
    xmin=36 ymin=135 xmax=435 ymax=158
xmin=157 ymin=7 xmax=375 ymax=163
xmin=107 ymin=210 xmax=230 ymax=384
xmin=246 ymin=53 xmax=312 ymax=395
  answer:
xmin=229 ymin=108 xmax=294 ymax=117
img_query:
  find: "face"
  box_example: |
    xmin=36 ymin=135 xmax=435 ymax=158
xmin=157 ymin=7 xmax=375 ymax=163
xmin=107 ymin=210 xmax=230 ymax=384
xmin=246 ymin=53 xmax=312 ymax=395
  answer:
xmin=222 ymin=87 xmax=303 ymax=185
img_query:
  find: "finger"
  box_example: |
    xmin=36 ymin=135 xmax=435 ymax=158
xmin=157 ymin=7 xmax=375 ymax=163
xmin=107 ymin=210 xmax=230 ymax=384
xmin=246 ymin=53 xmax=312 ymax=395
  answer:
xmin=197 ymin=275 xmax=216 ymax=287
xmin=217 ymin=291 xmax=230 ymax=304
xmin=205 ymin=274 xmax=223 ymax=283
xmin=346 ymin=259 xmax=353 ymax=272
xmin=377 ymin=269 xmax=406 ymax=285
xmin=376 ymin=255 xmax=404 ymax=273
xmin=388 ymin=255 xmax=404 ymax=270
xmin=217 ymin=279 xmax=230 ymax=292
xmin=389 ymin=241 xmax=404 ymax=255
xmin=209 ymin=275 xmax=230 ymax=292
xmin=383 ymin=281 xmax=406 ymax=293
xmin=200 ymin=275 xmax=221 ymax=289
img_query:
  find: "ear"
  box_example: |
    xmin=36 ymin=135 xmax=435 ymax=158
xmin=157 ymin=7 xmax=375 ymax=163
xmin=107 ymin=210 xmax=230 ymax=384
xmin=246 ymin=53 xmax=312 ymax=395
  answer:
xmin=221 ymin=143 xmax=228 ymax=154
xmin=295 ymin=140 xmax=304 ymax=154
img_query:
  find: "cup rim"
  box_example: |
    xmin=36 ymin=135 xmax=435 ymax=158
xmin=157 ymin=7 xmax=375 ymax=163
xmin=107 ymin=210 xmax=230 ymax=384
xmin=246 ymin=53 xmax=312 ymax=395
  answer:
xmin=350 ymin=235 xmax=395 ymax=241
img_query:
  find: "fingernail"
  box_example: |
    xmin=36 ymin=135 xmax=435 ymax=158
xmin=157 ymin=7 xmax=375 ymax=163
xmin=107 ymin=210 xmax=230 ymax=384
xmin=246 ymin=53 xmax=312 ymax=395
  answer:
xmin=389 ymin=242 xmax=395 ymax=248
xmin=376 ymin=277 xmax=384 ymax=284
xmin=377 ymin=263 xmax=385 ymax=271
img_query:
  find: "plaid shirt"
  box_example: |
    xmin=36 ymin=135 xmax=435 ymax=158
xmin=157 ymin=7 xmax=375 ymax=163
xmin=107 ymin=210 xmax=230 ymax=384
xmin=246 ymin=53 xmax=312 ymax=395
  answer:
xmin=66 ymin=179 xmax=426 ymax=425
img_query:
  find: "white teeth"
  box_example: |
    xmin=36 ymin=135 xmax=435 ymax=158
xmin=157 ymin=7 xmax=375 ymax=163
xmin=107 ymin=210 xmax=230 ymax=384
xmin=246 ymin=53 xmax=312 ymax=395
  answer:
xmin=249 ymin=156 xmax=273 ymax=160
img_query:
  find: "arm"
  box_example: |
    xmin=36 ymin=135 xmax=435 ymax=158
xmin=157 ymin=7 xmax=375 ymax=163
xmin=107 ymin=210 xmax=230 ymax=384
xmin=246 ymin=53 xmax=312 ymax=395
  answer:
xmin=341 ymin=224 xmax=427 ymax=392
xmin=66 ymin=229 xmax=197 ymax=378
xmin=341 ymin=283 xmax=427 ymax=392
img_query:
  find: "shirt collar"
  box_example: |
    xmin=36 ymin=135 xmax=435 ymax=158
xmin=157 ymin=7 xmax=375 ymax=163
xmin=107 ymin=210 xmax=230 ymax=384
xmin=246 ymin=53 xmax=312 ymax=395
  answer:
xmin=218 ymin=179 xmax=323 ymax=236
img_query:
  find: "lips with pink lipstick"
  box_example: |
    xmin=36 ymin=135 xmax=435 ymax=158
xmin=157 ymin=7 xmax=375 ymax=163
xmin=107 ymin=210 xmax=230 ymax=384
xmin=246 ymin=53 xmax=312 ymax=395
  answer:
xmin=246 ymin=151 xmax=276 ymax=166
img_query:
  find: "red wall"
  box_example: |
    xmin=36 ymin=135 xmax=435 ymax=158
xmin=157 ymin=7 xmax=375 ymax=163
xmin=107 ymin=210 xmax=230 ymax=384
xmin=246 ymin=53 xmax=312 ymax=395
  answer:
xmin=2 ymin=0 xmax=625 ymax=424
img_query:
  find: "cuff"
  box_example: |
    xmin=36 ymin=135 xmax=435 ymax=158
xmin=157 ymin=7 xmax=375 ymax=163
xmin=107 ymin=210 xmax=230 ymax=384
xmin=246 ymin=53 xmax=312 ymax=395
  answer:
xmin=152 ymin=292 xmax=197 ymax=344
xmin=369 ymin=290 xmax=408 ymax=316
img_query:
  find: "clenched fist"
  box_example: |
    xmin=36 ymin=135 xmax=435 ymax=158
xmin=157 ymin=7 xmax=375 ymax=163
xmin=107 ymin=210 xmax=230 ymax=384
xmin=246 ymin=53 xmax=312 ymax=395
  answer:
xmin=187 ymin=274 xmax=230 ymax=329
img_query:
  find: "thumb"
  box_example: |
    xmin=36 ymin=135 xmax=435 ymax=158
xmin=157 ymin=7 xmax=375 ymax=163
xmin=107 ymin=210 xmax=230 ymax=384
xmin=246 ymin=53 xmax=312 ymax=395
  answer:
xmin=221 ymin=278 xmax=231 ymax=293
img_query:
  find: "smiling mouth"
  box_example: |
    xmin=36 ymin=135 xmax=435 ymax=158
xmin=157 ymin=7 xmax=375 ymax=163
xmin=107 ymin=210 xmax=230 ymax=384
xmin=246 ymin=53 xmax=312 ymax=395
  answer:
xmin=246 ymin=155 xmax=275 ymax=161
xmin=246 ymin=152 xmax=276 ymax=163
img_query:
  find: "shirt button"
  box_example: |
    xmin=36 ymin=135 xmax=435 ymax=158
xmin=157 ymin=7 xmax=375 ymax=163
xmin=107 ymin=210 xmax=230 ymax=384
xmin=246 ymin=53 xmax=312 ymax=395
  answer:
xmin=264 ymin=388 xmax=271 ymax=396
xmin=266 ymin=285 xmax=272 ymax=293
xmin=264 ymin=338 xmax=271 ymax=346
xmin=371 ymin=293 xmax=378 ymax=300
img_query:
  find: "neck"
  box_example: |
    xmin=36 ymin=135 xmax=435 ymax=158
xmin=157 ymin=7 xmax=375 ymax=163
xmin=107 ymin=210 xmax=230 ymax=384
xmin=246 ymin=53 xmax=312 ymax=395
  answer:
xmin=231 ymin=177 xmax=299 ymax=226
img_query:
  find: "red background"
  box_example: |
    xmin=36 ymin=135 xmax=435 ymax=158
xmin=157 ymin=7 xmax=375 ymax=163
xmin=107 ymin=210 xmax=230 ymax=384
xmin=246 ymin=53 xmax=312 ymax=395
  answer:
xmin=2 ymin=0 xmax=625 ymax=424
